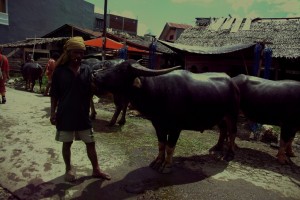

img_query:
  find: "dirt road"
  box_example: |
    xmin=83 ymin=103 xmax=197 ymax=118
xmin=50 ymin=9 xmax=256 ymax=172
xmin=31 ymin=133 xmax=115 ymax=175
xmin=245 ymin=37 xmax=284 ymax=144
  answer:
xmin=0 ymin=86 xmax=300 ymax=200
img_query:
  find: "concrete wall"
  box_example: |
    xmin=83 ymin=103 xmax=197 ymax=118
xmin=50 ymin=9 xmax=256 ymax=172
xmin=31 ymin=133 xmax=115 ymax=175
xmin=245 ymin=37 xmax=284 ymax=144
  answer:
xmin=0 ymin=0 xmax=94 ymax=44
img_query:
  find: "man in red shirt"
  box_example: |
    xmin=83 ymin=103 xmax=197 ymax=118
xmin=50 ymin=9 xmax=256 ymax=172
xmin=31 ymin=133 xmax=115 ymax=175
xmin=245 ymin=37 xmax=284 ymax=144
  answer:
xmin=0 ymin=48 xmax=10 ymax=104
xmin=43 ymin=52 xmax=60 ymax=96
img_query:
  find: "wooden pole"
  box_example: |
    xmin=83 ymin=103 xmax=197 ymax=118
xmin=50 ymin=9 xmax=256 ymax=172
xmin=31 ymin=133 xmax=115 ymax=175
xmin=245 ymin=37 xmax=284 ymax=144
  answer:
xmin=102 ymin=0 xmax=107 ymax=61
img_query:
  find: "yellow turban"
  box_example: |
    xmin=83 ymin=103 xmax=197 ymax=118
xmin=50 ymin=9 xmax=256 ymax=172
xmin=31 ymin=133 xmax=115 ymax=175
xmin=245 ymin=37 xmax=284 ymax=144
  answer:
xmin=55 ymin=37 xmax=86 ymax=66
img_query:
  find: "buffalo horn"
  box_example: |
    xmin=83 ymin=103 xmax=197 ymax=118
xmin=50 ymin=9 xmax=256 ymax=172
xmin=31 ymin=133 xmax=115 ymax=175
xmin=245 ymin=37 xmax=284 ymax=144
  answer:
xmin=131 ymin=62 xmax=181 ymax=77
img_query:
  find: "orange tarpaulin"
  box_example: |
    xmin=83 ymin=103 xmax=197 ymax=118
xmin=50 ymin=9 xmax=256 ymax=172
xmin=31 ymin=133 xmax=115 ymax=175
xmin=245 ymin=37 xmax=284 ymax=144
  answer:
xmin=84 ymin=38 xmax=147 ymax=53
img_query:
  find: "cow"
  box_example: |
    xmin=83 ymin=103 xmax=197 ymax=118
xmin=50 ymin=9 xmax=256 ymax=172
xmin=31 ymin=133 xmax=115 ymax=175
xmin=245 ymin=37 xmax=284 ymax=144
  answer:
xmin=232 ymin=74 xmax=300 ymax=164
xmin=82 ymin=58 xmax=128 ymax=126
xmin=92 ymin=59 xmax=240 ymax=173
xmin=20 ymin=62 xmax=43 ymax=92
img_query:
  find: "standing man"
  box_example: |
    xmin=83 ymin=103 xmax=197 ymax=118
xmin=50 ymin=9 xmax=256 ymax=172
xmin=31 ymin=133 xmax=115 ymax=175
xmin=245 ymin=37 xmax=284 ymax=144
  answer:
xmin=43 ymin=52 xmax=60 ymax=96
xmin=0 ymin=48 xmax=10 ymax=104
xmin=50 ymin=37 xmax=111 ymax=182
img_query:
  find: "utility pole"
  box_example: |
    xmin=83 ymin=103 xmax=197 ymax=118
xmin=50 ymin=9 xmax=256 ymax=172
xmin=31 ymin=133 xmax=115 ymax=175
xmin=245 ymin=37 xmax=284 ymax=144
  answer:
xmin=102 ymin=0 xmax=107 ymax=61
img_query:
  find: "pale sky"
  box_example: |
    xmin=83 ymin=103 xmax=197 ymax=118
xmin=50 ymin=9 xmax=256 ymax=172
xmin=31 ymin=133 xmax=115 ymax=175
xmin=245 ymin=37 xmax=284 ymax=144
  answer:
xmin=85 ymin=0 xmax=300 ymax=36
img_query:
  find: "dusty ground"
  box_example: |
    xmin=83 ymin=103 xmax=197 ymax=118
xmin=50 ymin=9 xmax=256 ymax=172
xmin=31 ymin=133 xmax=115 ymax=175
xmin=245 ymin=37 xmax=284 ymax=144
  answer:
xmin=0 ymin=80 xmax=300 ymax=200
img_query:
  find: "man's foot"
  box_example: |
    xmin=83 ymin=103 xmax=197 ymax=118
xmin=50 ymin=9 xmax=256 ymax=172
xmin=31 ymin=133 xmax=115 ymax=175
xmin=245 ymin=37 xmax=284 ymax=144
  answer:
xmin=64 ymin=169 xmax=76 ymax=182
xmin=92 ymin=170 xmax=111 ymax=180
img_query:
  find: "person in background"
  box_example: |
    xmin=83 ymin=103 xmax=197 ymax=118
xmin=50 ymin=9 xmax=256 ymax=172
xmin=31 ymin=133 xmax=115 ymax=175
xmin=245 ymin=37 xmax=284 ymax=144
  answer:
xmin=50 ymin=37 xmax=111 ymax=182
xmin=43 ymin=52 xmax=60 ymax=96
xmin=0 ymin=48 xmax=10 ymax=104
xmin=26 ymin=53 xmax=34 ymax=63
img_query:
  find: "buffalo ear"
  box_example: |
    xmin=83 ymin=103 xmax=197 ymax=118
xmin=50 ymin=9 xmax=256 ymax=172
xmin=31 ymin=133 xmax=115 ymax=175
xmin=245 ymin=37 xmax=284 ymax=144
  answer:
xmin=132 ymin=77 xmax=142 ymax=88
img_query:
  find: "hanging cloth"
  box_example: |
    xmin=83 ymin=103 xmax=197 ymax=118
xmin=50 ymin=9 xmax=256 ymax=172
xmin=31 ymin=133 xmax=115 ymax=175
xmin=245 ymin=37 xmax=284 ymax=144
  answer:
xmin=149 ymin=40 xmax=157 ymax=69
xmin=263 ymin=47 xmax=272 ymax=79
xmin=253 ymin=43 xmax=262 ymax=76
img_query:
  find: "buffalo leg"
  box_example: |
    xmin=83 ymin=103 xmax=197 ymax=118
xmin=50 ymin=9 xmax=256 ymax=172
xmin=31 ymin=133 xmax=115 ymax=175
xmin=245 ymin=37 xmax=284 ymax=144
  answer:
xmin=90 ymin=97 xmax=97 ymax=120
xmin=117 ymin=102 xmax=128 ymax=125
xmin=225 ymin=116 xmax=237 ymax=161
xmin=150 ymin=126 xmax=168 ymax=170
xmin=39 ymin=77 xmax=42 ymax=93
xmin=150 ymin=141 xmax=166 ymax=170
xmin=158 ymin=131 xmax=180 ymax=174
xmin=110 ymin=94 xmax=128 ymax=126
xmin=209 ymin=120 xmax=227 ymax=154
xmin=210 ymin=116 xmax=237 ymax=161
xmin=109 ymin=105 xmax=122 ymax=126
xmin=277 ymin=139 xmax=289 ymax=164
xmin=25 ymin=80 xmax=29 ymax=90
xmin=150 ymin=126 xmax=180 ymax=174
xmin=277 ymin=126 xmax=297 ymax=164
xmin=286 ymin=138 xmax=296 ymax=157
xmin=30 ymin=80 xmax=35 ymax=92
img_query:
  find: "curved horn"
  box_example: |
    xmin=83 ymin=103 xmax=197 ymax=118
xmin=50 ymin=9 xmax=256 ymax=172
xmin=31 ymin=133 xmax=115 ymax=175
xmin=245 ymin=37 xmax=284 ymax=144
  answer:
xmin=130 ymin=60 xmax=181 ymax=77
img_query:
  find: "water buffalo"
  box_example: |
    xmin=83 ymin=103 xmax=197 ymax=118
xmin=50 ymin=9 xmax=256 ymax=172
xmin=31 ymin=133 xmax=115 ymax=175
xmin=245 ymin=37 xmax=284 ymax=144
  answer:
xmin=20 ymin=62 xmax=43 ymax=92
xmin=232 ymin=74 xmax=300 ymax=164
xmin=92 ymin=59 xmax=240 ymax=173
xmin=82 ymin=58 xmax=128 ymax=126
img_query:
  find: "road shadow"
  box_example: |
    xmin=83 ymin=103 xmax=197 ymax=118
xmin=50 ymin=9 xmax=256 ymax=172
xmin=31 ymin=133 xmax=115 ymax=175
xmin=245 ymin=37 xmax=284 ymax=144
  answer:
xmin=92 ymin=118 xmax=122 ymax=133
xmin=73 ymin=154 xmax=228 ymax=200
xmin=9 ymin=149 xmax=300 ymax=200
xmin=10 ymin=154 xmax=228 ymax=200
xmin=11 ymin=81 xmax=43 ymax=94
xmin=10 ymin=175 xmax=106 ymax=200
xmin=234 ymin=147 xmax=300 ymax=183
xmin=41 ymin=106 xmax=51 ymax=118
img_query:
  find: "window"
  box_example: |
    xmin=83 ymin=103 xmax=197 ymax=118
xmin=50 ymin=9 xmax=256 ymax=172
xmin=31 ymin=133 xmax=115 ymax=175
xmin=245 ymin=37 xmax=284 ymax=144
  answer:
xmin=0 ymin=0 xmax=8 ymax=25
xmin=94 ymin=18 xmax=103 ymax=30
xmin=0 ymin=0 xmax=6 ymax=13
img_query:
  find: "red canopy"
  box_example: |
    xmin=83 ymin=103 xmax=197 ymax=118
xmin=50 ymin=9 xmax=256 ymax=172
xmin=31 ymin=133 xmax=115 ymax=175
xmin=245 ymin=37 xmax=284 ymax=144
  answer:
xmin=84 ymin=38 xmax=147 ymax=53
xmin=85 ymin=37 xmax=123 ymax=49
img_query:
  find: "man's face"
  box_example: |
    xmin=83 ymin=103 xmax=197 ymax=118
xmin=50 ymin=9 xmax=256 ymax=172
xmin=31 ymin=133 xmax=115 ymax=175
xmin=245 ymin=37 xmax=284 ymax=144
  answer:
xmin=68 ymin=49 xmax=85 ymax=66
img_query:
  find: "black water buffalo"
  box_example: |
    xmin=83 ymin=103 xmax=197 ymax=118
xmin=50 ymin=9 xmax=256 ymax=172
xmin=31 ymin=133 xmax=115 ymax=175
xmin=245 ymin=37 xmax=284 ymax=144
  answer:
xmin=82 ymin=58 xmax=128 ymax=126
xmin=92 ymin=59 xmax=240 ymax=173
xmin=232 ymin=74 xmax=300 ymax=164
xmin=20 ymin=62 xmax=43 ymax=92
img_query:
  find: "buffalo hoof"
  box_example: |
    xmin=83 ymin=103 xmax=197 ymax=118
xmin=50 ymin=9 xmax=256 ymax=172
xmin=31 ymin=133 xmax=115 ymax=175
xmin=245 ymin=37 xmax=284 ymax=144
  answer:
xmin=158 ymin=163 xmax=172 ymax=174
xmin=277 ymin=154 xmax=291 ymax=165
xmin=223 ymin=151 xmax=235 ymax=162
xmin=150 ymin=159 xmax=163 ymax=170
xmin=209 ymin=144 xmax=223 ymax=155
xmin=108 ymin=121 xmax=116 ymax=127
xmin=286 ymin=151 xmax=296 ymax=157
xmin=118 ymin=119 xmax=126 ymax=125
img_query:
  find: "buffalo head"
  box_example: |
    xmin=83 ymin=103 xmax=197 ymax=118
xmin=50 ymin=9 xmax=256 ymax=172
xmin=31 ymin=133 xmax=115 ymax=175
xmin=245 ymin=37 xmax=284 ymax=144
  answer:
xmin=92 ymin=59 xmax=181 ymax=94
